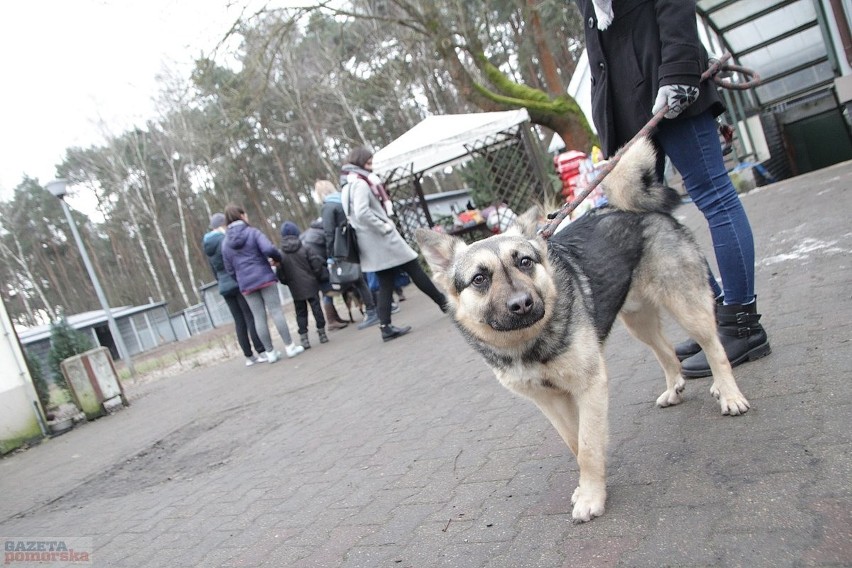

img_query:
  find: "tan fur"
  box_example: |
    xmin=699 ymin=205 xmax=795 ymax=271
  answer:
xmin=414 ymin=139 xmax=749 ymax=523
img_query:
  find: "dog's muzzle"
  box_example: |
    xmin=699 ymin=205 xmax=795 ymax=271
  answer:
xmin=488 ymin=292 xmax=545 ymax=331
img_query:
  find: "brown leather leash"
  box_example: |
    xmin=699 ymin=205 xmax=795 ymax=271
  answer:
xmin=538 ymin=52 xmax=761 ymax=239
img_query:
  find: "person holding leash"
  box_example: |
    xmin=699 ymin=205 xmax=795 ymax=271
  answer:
xmin=573 ymin=0 xmax=770 ymax=376
xmin=341 ymin=147 xmax=448 ymax=342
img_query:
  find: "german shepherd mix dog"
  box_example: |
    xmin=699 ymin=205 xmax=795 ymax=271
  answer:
xmin=415 ymin=138 xmax=749 ymax=523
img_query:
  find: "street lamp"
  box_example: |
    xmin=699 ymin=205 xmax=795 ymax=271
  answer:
xmin=46 ymin=179 xmax=135 ymax=376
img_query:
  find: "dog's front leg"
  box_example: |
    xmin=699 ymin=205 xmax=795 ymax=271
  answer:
xmin=529 ymin=369 xmax=609 ymax=523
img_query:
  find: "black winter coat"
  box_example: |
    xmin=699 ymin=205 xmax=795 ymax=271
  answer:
xmin=574 ymin=0 xmax=724 ymax=157
xmin=320 ymin=198 xmax=347 ymax=260
xmin=300 ymin=218 xmax=327 ymax=261
xmin=275 ymin=236 xmax=326 ymax=300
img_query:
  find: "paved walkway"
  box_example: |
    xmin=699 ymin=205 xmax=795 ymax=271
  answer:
xmin=1 ymin=161 xmax=851 ymax=567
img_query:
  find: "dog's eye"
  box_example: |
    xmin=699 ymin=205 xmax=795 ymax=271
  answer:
xmin=471 ymin=274 xmax=488 ymax=288
xmin=518 ymin=257 xmax=534 ymax=270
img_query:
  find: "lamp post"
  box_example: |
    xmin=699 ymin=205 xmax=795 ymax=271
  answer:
xmin=46 ymin=179 xmax=135 ymax=376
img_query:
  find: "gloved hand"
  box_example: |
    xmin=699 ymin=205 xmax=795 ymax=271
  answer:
xmin=652 ymin=84 xmax=699 ymax=119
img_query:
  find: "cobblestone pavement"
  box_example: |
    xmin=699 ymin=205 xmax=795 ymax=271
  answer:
xmin=1 ymin=162 xmax=850 ymax=567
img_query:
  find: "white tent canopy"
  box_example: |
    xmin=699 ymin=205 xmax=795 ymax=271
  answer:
xmin=372 ymin=109 xmax=531 ymax=177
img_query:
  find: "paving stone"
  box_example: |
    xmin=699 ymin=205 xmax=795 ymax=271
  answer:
xmin=0 ymin=164 xmax=850 ymax=566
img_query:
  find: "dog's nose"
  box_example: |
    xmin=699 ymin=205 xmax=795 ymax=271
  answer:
xmin=507 ymin=292 xmax=534 ymax=315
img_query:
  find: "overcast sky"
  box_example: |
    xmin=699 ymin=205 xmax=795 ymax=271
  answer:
xmin=0 ymin=0 xmax=287 ymax=202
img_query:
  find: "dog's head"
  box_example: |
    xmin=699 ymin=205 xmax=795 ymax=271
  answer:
xmin=415 ymin=208 xmax=557 ymax=350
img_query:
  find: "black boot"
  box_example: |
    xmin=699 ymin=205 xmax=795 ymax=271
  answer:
xmin=675 ymin=296 xmax=723 ymax=361
xmin=681 ymin=301 xmax=771 ymax=378
xmin=380 ymin=324 xmax=411 ymax=342
xmin=675 ymin=338 xmax=702 ymax=361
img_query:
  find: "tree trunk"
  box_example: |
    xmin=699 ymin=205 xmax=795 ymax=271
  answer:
xmin=160 ymin=144 xmax=201 ymax=304
xmin=9 ymin=234 xmax=57 ymax=320
xmin=128 ymin=135 xmax=192 ymax=308
xmin=526 ymin=0 xmax=565 ymax=96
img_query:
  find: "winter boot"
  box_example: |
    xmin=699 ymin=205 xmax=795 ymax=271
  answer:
xmin=681 ymin=301 xmax=771 ymax=378
xmin=675 ymin=296 xmax=723 ymax=361
xmin=358 ymin=308 xmax=380 ymax=330
xmin=318 ymin=328 xmax=329 ymax=344
xmin=380 ymin=324 xmax=411 ymax=342
xmin=323 ymin=302 xmax=348 ymax=330
xmin=299 ymin=332 xmax=311 ymax=350
xmin=675 ymin=337 xmax=702 ymax=362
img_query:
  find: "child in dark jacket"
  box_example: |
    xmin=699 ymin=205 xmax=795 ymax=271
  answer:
xmin=276 ymin=221 xmax=328 ymax=349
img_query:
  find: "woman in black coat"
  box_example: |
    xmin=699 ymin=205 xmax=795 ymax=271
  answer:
xmin=574 ymin=0 xmax=770 ymax=375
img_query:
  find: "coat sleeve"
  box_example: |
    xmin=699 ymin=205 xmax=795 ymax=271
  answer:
xmin=275 ymin=263 xmax=288 ymax=285
xmin=321 ymin=204 xmax=336 ymax=259
xmin=222 ymin=244 xmax=236 ymax=278
xmin=208 ymin=260 xmax=219 ymax=281
xmin=349 ymin=179 xmax=391 ymax=235
xmin=306 ymin=248 xmax=326 ymax=279
xmin=206 ymin=250 xmax=218 ymax=281
xmin=654 ymin=0 xmax=702 ymax=88
xmin=256 ymin=229 xmax=284 ymax=263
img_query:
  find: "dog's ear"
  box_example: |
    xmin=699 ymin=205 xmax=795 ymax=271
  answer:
xmin=509 ymin=206 xmax=541 ymax=239
xmin=415 ymin=228 xmax=464 ymax=290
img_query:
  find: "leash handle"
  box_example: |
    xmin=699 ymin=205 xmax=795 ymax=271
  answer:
xmin=539 ymin=107 xmax=667 ymax=238
xmin=538 ymin=52 xmax=759 ymax=239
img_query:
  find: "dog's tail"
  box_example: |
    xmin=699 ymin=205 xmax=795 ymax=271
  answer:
xmin=601 ymin=137 xmax=681 ymax=214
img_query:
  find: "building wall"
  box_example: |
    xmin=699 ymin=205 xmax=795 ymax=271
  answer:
xmin=0 ymin=298 xmax=45 ymax=454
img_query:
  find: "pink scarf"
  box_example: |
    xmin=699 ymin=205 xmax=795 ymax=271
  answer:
xmin=349 ymin=170 xmax=394 ymax=216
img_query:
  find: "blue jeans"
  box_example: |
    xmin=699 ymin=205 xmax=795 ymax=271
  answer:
xmin=655 ymin=111 xmax=755 ymax=305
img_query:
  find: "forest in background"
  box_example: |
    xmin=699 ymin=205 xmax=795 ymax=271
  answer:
xmin=0 ymin=0 xmax=594 ymax=328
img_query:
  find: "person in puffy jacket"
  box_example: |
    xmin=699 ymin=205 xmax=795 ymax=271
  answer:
xmin=299 ymin=215 xmax=349 ymax=331
xmin=221 ymin=203 xmax=304 ymax=362
xmin=276 ymin=221 xmax=328 ymax=350
xmin=203 ymin=212 xmax=267 ymax=366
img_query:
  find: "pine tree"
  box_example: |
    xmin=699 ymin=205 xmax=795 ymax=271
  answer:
xmin=25 ymin=353 xmax=51 ymax=412
xmin=47 ymin=317 xmax=94 ymax=403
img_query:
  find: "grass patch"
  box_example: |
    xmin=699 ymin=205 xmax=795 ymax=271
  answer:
xmin=117 ymin=331 xmax=237 ymax=385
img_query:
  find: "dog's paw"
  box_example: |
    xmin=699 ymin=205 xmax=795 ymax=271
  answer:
xmin=711 ymin=383 xmax=750 ymax=415
xmin=570 ymin=485 xmax=606 ymax=523
xmin=719 ymin=394 xmax=750 ymax=416
xmin=710 ymin=383 xmax=720 ymax=399
xmin=656 ymin=379 xmax=685 ymax=407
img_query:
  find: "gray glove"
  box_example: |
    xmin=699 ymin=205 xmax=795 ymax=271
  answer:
xmin=652 ymin=84 xmax=699 ymax=119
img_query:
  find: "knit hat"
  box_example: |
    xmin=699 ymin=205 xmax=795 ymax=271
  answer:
xmin=280 ymin=221 xmax=300 ymax=237
xmin=209 ymin=212 xmax=226 ymax=229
